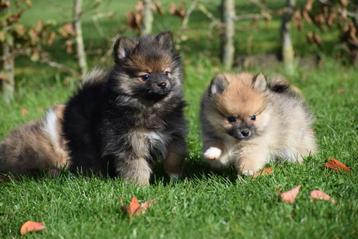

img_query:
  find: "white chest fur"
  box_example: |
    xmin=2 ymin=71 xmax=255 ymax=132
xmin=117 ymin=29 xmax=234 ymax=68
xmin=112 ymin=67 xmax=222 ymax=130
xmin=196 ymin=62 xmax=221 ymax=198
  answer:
xmin=129 ymin=130 xmax=168 ymax=159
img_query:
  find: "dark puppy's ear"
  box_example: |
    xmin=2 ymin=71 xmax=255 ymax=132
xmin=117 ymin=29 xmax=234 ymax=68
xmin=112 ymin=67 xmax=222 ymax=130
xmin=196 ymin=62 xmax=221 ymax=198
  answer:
xmin=252 ymin=73 xmax=267 ymax=92
xmin=113 ymin=36 xmax=137 ymax=63
xmin=155 ymin=31 xmax=174 ymax=50
xmin=209 ymin=74 xmax=229 ymax=96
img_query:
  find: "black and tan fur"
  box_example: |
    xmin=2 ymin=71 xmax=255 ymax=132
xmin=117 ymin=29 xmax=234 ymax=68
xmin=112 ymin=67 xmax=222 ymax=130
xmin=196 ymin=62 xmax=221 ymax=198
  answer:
xmin=63 ymin=32 xmax=186 ymax=185
xmin=200 ymin=72 xmax=317 ymax=176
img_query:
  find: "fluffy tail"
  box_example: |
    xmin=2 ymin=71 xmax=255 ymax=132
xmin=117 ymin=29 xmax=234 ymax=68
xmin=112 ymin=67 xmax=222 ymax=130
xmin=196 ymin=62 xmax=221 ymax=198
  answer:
xmin=269 ymin=74 xmax=303 ymax=97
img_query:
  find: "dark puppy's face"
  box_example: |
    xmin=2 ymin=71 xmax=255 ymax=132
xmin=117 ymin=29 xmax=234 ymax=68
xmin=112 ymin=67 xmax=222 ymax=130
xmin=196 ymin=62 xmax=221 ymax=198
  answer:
xmin=111 ymin=32 xmax=182 ymax=102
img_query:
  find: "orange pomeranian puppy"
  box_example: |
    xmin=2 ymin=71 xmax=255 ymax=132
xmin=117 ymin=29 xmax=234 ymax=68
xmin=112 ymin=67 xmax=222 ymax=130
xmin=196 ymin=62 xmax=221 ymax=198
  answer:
xmin=200 ymin=73 xmax=317 ymax=176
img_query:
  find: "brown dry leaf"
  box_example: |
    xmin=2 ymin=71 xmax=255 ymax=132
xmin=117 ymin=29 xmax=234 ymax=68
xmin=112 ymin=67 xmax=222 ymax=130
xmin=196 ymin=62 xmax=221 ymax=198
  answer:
xmin=126 ymin=196 xmax=141 ymax=216
xmin=20 ymin=221 xmax=45 ymax=235
xmin=65 ymin=40 xmax=73 ymax=54
xmin=325 ymin=158 xmax=350 ymax=172
xmin=14 ymin=24 xmax=26 ymax=36
xmin=59 ymin=23 xmax=75 ymax=38
xmin=28 ymin=28 xmax=39 ymax=45
xmin=253 ymin=167 xmax=273 ymax=178
xmin=135 ymin=0 xmax=144 ymax=12
xmin=24 ymin=0 xmax=32 ymax=8
xmin=20 ymin=107 xmax=29 ymax=117
xmin=0 ymin=73 xmax=6 ymax=81
xmin=280 ymin=185 xmax=301 ymax=204
xmin=47 ymin=32 xmax=56 ymax=45
xmin=310 ymin=190 xmax=336 ymax=204
xmin=168 ymin=3 xmax=185 ymax=19
xmin=34 ymin=20 xmax=44 ymax=33
xmin=127 ymin=11 xmax=142 ymax=30
xmin=304 ymin=0 xmax=314 ymax=12
xmin=153 ymin=1 xmax=163 ymax=15
xmin=124 ymin=196 xmax=154 ymax=217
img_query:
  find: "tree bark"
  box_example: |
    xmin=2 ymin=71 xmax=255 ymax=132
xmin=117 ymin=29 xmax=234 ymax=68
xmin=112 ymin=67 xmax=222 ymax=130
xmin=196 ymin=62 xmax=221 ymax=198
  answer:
xmin=1 ymin=43 xmax=15 ymax=103
xmin=141 ymin=0 xmax=153 ymax=35
xmin=73 ymin=0 xmax=87 ymax=80
xmin=221 ymin=0 xmax=235 ymax=70
xmin=281 ymin=0 xmax=295 ymax=73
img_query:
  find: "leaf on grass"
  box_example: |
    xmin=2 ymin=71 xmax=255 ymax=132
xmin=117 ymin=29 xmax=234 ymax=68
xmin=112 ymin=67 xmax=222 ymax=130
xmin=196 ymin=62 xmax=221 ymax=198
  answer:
xmin=253 ymin=167 xmax=273 ymax=178
xmin=20 ymin=107 xmax=29 ymax=117
xmin=325 ymin=158 xmax=350 ymax=172
xmin=123 ymin=196 xmax=154 ymax=217
xmin=280 ymin=185 xmax=301 ymax=204
xmin=310 ymin=190 xmax=336 ymax=204
xmin=20 ymin=221 xmax=45 ymax=235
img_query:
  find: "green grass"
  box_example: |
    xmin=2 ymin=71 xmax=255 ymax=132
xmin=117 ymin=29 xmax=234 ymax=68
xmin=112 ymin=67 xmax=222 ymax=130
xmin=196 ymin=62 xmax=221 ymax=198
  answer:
xmin=1 ymin=1 xmax=358 ymax=238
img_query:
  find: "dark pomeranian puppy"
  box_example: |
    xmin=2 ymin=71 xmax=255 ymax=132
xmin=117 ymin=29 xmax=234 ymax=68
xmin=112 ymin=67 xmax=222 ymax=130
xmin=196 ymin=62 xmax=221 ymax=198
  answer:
xmin=63 ymin=32 xmax=186 ymax=185
xmin=200 ymin=73 xmax=317 ymax=176
xmin=0 ymin=32 xmax=186 ymax=185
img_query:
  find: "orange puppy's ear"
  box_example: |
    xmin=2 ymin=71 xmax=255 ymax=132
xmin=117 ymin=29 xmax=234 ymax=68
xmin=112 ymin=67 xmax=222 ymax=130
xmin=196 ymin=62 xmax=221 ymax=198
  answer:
xmin=252 ymin=73 xmax=267 ymax=92
xmin=209 ymin=74 xmax=229 ymax=97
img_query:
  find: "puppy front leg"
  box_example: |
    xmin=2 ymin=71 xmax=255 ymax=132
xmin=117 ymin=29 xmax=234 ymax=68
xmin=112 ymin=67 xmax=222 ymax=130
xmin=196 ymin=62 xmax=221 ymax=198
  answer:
xmin=115 ymin=156 xmax=152 ymax=186
xmin=203 ymin=141 xmax=224 ymax=161
xmin=235 ymin=146 xmax=269 ymax=176
xmin=163 ymin=137 xmax=186 ymax=180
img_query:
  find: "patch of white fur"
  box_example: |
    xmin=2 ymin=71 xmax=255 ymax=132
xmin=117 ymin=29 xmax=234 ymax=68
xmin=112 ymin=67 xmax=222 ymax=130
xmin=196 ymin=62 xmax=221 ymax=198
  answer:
xmin=204 ymin=147 xmax=222 ymax=160
xmin=145 ymin=131 xmax=167 ymax=157
xmin=42 ymin=109 xmax=59 ymax=147
xmin=241 ymin=169 xmax=256 ymax=176
xmin=128 ymin=130 xmax=168 ymax=159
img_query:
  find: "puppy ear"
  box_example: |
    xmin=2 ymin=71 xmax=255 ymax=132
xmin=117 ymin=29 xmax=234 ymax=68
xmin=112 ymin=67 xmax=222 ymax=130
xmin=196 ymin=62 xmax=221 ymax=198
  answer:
xmin=252 ymin=73 xmax=267 ymax=91
xmin=155 ymin=31 xmax=174 ymax=50
xmin=209 ymin=74 xmax=229 ymax=96
xmin=113 ymin=36 xmax=137 ymax=63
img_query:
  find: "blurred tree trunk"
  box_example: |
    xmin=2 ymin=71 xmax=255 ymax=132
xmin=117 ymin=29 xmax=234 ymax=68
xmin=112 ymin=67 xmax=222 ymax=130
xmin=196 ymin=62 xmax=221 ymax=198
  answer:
xmin=281 ymin=0 xmax=295 ymax=73
xmin=1 ymin=43 xmax=15 ymax=103
xmin=221 ymin=0 xmax=235 ymax=70
xmin=1 ymin=2 xmax=15 ymax=103
xmin=141 ymin=0 xmax=153 ymax=35
xmin=73 ymin=0 xmax=87 ymax=80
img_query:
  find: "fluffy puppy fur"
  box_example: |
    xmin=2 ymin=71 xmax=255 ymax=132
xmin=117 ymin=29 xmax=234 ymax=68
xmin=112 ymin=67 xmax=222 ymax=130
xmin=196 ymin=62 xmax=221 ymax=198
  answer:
xmin=200 ymin=72 xmax=317 ymax=176
xmin=0 ymin=104 xmax=69 ymax=175
xmin=62 ymin=32 xmax=186 ymax=185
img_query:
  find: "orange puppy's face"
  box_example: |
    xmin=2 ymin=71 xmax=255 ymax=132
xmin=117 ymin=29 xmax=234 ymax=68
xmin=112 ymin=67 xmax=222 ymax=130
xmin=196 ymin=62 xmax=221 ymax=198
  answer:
xmin=206 ymin=73 xmax=272 ymax=140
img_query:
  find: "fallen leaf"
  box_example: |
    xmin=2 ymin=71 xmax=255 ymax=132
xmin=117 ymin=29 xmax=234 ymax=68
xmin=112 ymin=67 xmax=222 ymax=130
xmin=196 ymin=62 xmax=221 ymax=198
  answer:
xmin=20 ymin=107 xmax=29 ymax=117
xmin=253 ymin=167 xmax=273 ymax=178
xmin=280 ymin=185 xmax=301 ymax=204
xmin=20 ymin=221 xmax=45 ymax=235
xmin=310 ymin=189 xmax=336 ymax=204
xmin=126 ymin=196 xmax=141 ymax=216
xmin=325 ymin=158 xmax=350 ymax=172
xmin=123 ymin=196 xmax=154 ymax=217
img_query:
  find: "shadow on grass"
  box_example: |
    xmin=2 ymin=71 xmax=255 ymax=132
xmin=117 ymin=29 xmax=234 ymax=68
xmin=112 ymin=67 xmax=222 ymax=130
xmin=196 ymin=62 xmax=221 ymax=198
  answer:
xmin=0 ymin=155 xmax=238 ymax=186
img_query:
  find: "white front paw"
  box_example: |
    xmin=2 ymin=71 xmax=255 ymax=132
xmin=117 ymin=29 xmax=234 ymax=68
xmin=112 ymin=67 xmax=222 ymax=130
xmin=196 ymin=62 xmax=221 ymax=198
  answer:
xmin=241 ymin=169 xmax=256 ymax=176
xmin=204 ymin=147 xmax=222 ymax=160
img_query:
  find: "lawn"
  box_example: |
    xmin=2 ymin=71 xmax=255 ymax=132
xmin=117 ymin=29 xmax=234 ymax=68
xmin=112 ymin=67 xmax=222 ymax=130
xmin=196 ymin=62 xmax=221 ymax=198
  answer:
xmin=1 ymin=1 xmax=358 ymax=238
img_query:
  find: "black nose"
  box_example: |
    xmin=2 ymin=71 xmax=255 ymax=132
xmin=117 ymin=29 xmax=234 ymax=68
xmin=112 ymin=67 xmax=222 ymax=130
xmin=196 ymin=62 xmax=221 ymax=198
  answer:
xmin=158 ymin=81 xmax=167 ymax=89
xmin=240 ymin=129 xmax=251 ymax=138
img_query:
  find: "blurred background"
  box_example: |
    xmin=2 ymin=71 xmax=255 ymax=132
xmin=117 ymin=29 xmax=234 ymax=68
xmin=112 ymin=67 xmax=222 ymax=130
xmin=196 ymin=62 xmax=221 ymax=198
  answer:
xmin=0 ymin=0 xmax=357 ymax=143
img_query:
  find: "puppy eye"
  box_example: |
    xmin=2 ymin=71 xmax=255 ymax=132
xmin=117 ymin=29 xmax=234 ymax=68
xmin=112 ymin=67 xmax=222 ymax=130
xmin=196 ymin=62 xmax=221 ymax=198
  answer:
xmin=141 ymin=73 xmax=150 ymax=81
xmin=250 ymin=115 xmax=256 ymax=121
xmin=164 ymin=70 xmax=171 ymax=76
xmin=227 ymin=116 xmax=237 ymax=123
